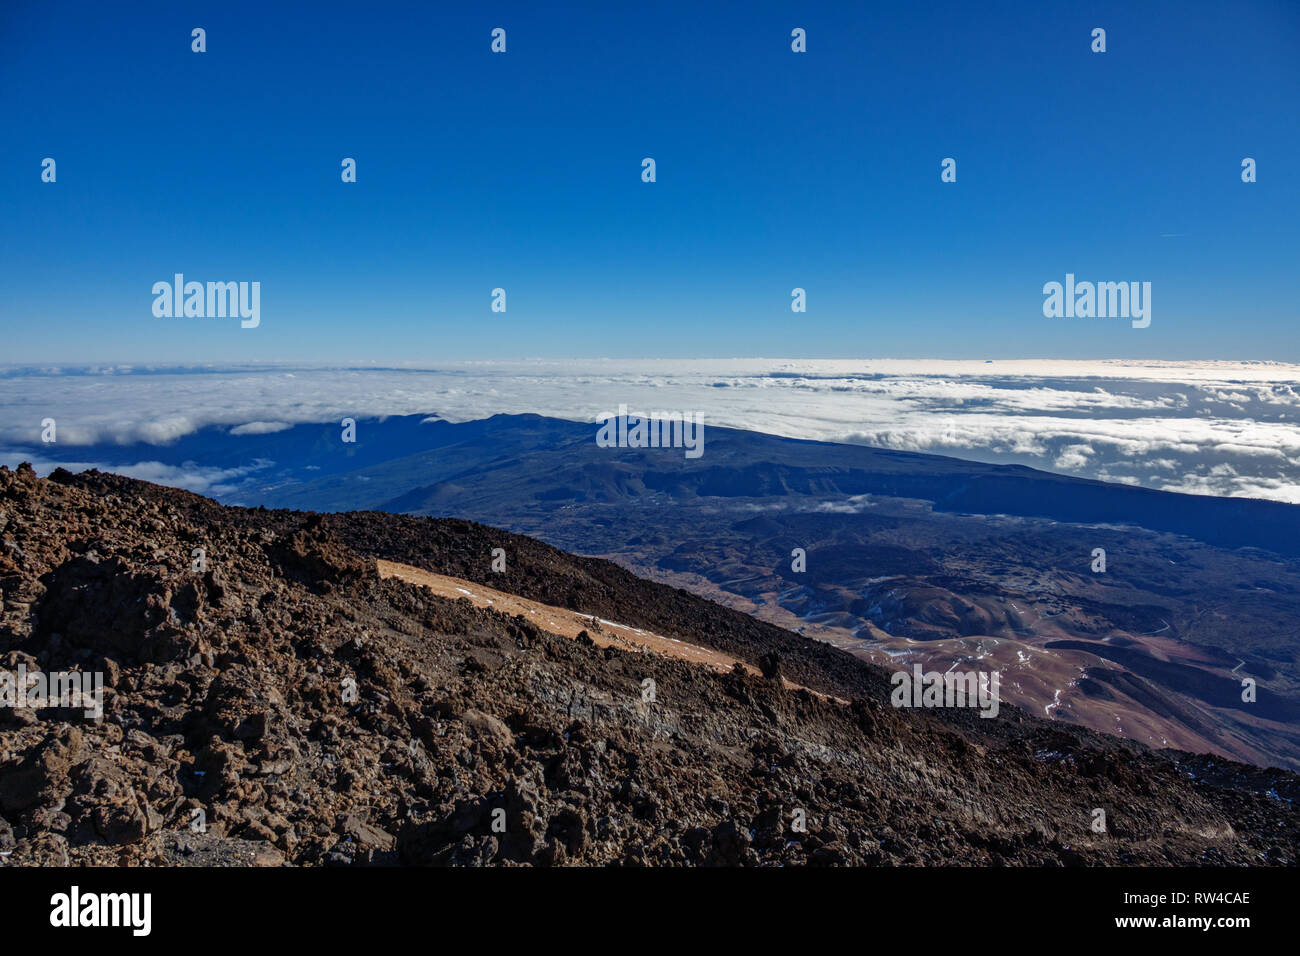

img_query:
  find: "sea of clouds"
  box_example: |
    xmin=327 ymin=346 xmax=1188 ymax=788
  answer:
xmin=2 ymin=359 xmax=1299 ymax=503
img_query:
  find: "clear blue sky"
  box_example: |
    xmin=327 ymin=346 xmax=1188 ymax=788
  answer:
xmin=1 ymin=0 xmax=1297 ymax=363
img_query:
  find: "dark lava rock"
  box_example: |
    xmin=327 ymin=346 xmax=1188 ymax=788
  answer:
xmin=0 ymin=464 xmax=1294 ymax=867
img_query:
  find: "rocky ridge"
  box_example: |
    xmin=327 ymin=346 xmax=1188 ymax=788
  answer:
xmin=0 ymin=464 xmax=1295 ymax=866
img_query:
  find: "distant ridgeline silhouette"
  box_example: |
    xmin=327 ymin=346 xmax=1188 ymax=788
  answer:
xmin=17 ymin=413 xmax=1300 ymax=560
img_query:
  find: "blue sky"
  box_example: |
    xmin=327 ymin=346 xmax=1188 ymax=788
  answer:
xmin=1 ymin=0 xmax=1297 ymax=363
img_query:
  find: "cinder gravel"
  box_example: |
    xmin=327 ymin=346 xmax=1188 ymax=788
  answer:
xmin=0 ymin=463 xmax=1295 ymax=866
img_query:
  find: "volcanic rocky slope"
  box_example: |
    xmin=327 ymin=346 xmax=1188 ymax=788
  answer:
xmin=0 ymin=464 xmax=1295 ymax=866
xmin=230 ymin=415 xmax=1300 ymax=769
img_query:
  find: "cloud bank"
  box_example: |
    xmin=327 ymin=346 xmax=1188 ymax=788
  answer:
xmin=2 ymin=359 xmax=1299 ymax=502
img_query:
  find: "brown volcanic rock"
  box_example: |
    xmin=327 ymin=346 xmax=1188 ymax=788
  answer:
xmin=265 ymin=517 xmax=371 ymax=592
xmin=0 ymin=464 xmax=1295 ymax=866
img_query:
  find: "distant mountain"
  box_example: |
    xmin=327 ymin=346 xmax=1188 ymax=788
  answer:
xmin=225 ymin=413 xmax=1300 ymax=559
xmin=23 ymin=412 xmax=1300 ymax=559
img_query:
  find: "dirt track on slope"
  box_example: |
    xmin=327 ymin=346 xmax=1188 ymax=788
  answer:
xmin=377 ymin=559 xmax=838 ymax=699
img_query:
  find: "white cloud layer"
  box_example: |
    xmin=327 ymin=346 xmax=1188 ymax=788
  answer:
xmin=2 ymin=359 xmax=1300 ymax=502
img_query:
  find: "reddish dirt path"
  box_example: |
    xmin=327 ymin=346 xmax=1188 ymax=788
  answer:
xmin=378 ymin=559 xmax=749 ymax=671
xmin=377 ymin=559 xmax=840 ymax=699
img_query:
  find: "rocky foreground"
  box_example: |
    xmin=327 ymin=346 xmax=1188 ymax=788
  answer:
xmin=0 ymin=463 xmax=1295 ymax=865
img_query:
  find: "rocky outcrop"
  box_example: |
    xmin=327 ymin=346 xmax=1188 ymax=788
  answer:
xmin=0 ymin=465 xmax=1295 ymax=866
